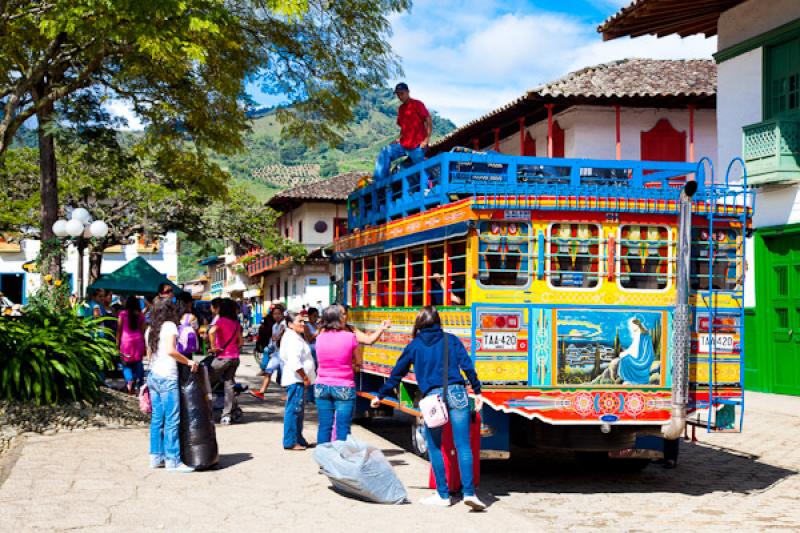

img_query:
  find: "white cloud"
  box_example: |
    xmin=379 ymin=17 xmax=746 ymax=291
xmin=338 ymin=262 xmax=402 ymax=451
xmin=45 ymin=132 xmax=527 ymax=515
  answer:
xmin=391 ymin=2 xmax=717 ymax=126
xmin=104 ymin=100 xmax=144 ymax=131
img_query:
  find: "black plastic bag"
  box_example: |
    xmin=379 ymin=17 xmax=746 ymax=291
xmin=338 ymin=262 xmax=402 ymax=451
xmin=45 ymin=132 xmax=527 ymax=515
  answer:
xmin=178 ymin=364 xmax=218 ymax=470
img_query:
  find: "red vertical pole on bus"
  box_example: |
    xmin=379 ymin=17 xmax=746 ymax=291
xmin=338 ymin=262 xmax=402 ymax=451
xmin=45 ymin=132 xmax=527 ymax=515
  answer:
xmin=405 ymin=252 xmax=411 ymax=307
xmin=423 ymin=244 xmax=431 ymax=306
xmin=444 ymin=242 xmax=452 ymax=306
xmin=388 ymin=253 xmax=395 ymax=307
xmin=362 ymin=257 xmax=368 ymax=308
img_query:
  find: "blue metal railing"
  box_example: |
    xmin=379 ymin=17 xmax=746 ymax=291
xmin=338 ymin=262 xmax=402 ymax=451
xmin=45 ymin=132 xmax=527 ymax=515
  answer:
xmin=348 ymin=152 xmax=707 ymax=230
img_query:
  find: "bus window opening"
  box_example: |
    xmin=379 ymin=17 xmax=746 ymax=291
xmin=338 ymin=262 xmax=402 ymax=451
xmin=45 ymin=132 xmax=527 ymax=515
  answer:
xmin=691 ymin=228 xmax=741 ymax=291
xmin=619 ymin=225 xmax=670 ymax=290
xmin=392 ymin=251 xmax=407 ymax=306
xmin=549 ymin=223 xmax=600 ymax=288
xmin=478 ymin=221 xmax=531 ymax=286
xmin=409 ymin=247 xmax=425 ymax=306
xmin=377 ymin=254 xmax=390 ymax=307
xmin=449 ymin=240 xmax=467 ymax=305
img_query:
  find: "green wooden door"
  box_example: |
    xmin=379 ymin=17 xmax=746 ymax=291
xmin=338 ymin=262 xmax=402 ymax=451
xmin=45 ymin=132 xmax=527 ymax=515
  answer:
xmin=765 ymin=233 xmax=800 ymax=395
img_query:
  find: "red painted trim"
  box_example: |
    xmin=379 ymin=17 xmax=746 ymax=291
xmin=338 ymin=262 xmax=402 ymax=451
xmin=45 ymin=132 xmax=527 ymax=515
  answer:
xmin=607 ymin=234 xmax=616 ymax=281
xmin=388 ymin=253 xmax=395 ymax=307
xmin=362 ymin=257 xmax=368 ymax=307
xmin=688 ymin=105 xmax=695 ymax=162
xmin=444 ymin=241 xmax=452 ymax=306
xmin=552 ymin=120 xmax=565 ymax=158
xmin=545 ymin=104 xmax=554 ymax=157
xmin=615 ymin=105 xmax=621 ymax=160
xmin=518 ymin=117 xmax=525 ymax=155
xmin=423 ymin=244 xmax=431 ymax=306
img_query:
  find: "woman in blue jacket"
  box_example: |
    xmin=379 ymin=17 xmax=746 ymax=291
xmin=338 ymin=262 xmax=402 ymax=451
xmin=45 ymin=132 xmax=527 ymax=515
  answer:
xmin=372 ymin=306 xmax=486 ymax=510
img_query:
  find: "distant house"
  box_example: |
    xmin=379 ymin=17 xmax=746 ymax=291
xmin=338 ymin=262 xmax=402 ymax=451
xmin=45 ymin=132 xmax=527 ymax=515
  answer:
xmin=0 ymin=232 xmax=179 ymax=304
xmin=599 ymin=0 xmax=800 ymax=396
xmin=429 ymin=58 xmax=717 ymax=168
xmin=240 ymin=172 xmax=361 ymax=314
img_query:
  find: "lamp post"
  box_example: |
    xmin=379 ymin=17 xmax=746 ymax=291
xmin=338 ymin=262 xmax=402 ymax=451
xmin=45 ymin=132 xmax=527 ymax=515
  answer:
xmin=52 ymin=208 xmax=109 ymax=298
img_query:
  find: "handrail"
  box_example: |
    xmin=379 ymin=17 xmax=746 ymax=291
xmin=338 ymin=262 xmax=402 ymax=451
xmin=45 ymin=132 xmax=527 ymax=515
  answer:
xmin=349 ymin=152 xmax=706 ymax=231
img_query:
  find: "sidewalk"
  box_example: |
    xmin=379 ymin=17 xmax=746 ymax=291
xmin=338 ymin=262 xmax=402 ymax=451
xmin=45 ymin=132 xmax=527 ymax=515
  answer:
xmin=0 ymin=356 xmax=523 ymax=533
xmin=1 ymin=354 xmax=799 ymax=532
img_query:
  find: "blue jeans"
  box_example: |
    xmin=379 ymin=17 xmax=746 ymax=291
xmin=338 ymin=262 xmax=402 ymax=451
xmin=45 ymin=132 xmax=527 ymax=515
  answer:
xmin=148 ymin=373 xmax=181 ymax=466
xmin=374 ymin=143 xmax=426 ymax=181
xmin=122 ymin=360 xmax=144 ymax=387
xmin=283 ymin=383 xmax=308 ymax=448
xmin=424 ymin=384 xmax=476 ymax=498
xmin=315 ymin=384 xmax=356 ymax=444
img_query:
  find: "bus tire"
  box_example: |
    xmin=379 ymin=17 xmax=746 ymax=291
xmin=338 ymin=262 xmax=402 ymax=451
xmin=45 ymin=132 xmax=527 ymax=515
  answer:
xmin=410 ymin=416 xmax=428 ymax=459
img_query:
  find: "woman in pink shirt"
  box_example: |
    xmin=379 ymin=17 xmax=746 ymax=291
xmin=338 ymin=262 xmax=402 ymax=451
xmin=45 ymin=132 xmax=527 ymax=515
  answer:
xmin=117 ymin=296 xmax=146 ymax=394
xmin=314 ymin=305 xmax=390 ymax=443
xmin=208 ymin=298 xmax=243 ymax=425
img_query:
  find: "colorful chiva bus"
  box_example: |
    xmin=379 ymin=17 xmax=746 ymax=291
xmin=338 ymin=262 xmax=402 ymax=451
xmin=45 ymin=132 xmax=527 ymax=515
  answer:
xmin=332 ymin=151 xmax=752 ymax=461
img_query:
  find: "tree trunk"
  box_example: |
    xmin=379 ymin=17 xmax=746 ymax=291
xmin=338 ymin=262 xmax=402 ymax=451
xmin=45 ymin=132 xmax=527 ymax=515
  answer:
xmin=88 ymin=246 xmax=103 ymax=285
xmin=35 ymin=85 xmax=61 ymax=278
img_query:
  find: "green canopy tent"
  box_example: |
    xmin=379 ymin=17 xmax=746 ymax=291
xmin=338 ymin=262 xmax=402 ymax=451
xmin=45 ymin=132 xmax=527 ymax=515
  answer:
xmin=86 ymin=256 xmax=182 ymax=297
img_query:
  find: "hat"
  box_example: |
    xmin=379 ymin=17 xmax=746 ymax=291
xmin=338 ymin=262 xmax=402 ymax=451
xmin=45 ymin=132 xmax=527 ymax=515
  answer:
xmin=394 ymin=82 xmax=409 ymax=93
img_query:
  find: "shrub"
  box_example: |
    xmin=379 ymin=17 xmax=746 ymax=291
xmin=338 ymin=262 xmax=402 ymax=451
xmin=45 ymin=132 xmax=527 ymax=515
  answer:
xmin=0 ymin=301 xmax=116 ymax=405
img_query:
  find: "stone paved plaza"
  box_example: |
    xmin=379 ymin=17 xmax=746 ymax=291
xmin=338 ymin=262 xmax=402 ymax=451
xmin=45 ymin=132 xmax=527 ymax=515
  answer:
xmin=1 ymin=356 xmax=799 ymax=532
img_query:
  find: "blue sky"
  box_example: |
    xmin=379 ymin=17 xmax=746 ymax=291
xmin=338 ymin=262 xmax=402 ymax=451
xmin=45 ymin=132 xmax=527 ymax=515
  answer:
xmin=247 ymin=0 xmax=717 ymax=126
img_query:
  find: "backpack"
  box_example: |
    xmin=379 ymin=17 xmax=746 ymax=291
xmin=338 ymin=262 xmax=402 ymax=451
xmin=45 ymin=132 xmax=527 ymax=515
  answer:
xmin=177 ymin=315 xmax=199 ymax=355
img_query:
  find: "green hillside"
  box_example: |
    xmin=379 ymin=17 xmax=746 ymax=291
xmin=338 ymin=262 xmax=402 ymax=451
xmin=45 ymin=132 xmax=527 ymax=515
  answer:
xmin=215 ymin=89 xmax=456 ymax=185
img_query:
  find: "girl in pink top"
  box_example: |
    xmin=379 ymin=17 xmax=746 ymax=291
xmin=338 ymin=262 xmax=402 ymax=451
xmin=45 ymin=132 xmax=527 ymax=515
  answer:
xmin=314 ymin=304 xmax=390 ymax=443
xmin=208 ymin=299 xmax=243 ymax=425
xmin=117 ymin=296 xmax=146 ymax=394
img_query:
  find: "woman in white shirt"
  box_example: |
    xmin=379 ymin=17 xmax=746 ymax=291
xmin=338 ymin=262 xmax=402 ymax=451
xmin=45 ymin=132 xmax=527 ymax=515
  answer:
xmin=280 ymin=311 xmax=316 ymax=450
xmin=146 ymin=299 xmax=199 ymax=472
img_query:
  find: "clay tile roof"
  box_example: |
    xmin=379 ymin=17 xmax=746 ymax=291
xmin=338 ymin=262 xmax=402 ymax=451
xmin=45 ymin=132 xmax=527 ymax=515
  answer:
xmin=267 ymin=171 xmax=364 ymax=211
xmin=430 ymin=58 xmax=716 ymax=153
xmin=598 ymin=0 xmax=745 ymax=41
xmin=533 ymin=58 xmax=716 ymax=99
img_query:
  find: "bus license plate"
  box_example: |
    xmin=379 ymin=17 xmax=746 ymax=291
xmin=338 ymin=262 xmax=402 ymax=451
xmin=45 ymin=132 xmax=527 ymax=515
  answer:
xmin=482 ymin=333 xmax=517 ymax=351
xmin=698 ymin=333 xmax=735 ymax=353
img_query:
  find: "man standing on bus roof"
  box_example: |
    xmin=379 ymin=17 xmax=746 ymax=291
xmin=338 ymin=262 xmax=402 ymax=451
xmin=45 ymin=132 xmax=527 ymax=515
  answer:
xmin=373 ymin=82 xmax=433 ymax=181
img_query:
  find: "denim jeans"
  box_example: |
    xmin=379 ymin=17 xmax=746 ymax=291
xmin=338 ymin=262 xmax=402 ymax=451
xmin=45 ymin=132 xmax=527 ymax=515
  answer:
xmin=283 ymin=383 xmax=308 ymax=448
xmin=314 ymin=384 xmax=356 ymax=444
xmin=148 ymin=373 xmax=181 ymax=466
xmin=122 ymin=360 xmax=144 ymax=388
xmin=374 ymin=143 xmax=426 ymax=181
xmin=424 ymin=384 xmax=476 ymax=498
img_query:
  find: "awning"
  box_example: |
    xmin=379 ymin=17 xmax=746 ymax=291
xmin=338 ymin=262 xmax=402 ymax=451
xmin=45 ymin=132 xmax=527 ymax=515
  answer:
xmin=87 ymin=256 xmax=183 ymax=297
xmin=332 ymin=221 xmax=471 ymax=262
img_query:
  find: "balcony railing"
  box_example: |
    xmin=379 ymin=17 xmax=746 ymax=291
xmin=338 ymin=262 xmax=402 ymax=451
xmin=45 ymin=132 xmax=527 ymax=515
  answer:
xmin=743 ymin=118 xmax=800 ymax=185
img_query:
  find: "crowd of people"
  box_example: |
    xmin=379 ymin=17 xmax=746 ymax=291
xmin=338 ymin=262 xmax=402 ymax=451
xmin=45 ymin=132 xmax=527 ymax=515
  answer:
xmin=244 ymin=301 xmax=487 ymax=509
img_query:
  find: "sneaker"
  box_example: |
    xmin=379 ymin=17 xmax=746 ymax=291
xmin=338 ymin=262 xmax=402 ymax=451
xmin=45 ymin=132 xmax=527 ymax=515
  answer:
xmin=149 ymin=456 xmax=165 ymax=469
xmin=220 ymin=416 xmax=231 ymax=425
xmin=166 ymin=462 xmax=195 ymax=473
xmin=420 ymin=493 xmax=451 ymax=507
xmin=463 ymin=495 xmax=487 ymax=511
xmin=249 ymin=390 xmax=265 ymax=400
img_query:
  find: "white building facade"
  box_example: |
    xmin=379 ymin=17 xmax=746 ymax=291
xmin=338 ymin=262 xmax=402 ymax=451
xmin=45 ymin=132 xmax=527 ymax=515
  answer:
xmin=241 ymin=173 xmax=359 ymax=317
xmin=0 ymin=232 xmax=178 ymax=304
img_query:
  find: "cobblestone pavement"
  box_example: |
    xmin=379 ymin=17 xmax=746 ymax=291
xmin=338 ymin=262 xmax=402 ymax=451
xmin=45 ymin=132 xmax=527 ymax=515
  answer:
xmin=1 ymin=354 xmax=798 ymax=532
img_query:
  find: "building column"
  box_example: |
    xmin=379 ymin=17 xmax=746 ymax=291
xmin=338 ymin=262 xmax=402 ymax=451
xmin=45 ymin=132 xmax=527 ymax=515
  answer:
xmin=688 ymin=104 xmax=695 ymax=162
xmin=518 ymin=117 xmax=526 ymax=156
xmin=546 ymin=104 xmax=554 ymax=157
xmin=615 ymin=105 xmax=622 ymax=160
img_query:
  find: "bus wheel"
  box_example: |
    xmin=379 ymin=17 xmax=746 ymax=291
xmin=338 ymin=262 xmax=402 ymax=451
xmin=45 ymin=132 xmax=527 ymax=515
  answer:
xmin=410 ymin=416 xmax=428 ymax=459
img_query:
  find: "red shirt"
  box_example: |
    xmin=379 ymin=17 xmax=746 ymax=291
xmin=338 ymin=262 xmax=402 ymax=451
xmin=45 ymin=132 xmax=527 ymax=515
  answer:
xmin=397 ymin=98 xmax=430 ymax=149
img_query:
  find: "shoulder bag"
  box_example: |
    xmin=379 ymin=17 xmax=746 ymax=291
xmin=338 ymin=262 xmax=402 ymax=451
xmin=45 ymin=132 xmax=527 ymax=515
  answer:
xmin=418 ymin=334 xmax=450 ymax=428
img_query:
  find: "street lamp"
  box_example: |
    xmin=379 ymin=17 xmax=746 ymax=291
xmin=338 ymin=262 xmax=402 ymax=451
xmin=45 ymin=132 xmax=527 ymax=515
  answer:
xmin=52 ymin=208 xmax=109 ymax=298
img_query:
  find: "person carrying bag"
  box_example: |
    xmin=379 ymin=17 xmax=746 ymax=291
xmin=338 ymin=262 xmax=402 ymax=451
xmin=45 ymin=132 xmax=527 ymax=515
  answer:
xmin=372 ymin=306 xmax=485 ymax=510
